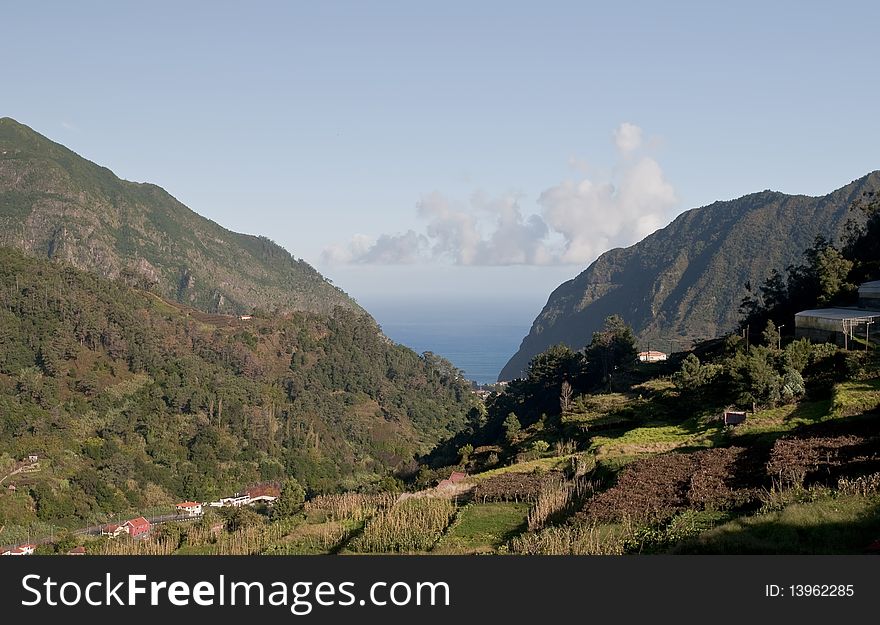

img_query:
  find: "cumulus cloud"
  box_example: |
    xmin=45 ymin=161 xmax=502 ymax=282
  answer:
xmin=613 ymin=121 xmax=643 ymax=154
xmin=539 ymin=154 xmax=676 ymax=264
xmin=323 ymin=122 xmax=677 ymax=267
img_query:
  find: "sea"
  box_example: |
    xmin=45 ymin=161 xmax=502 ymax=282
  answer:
xmin=365 ymin=299 xmax=538 ymax=385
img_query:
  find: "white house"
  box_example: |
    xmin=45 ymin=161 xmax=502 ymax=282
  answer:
xmin=638 ymin=350 xmax=668 ymax=363
xmin=101 ymin=523 xmax=126 ymax=538
xmin=218 ymin=495 xmax=251 ymax=508
xmin=176 ymin=502 xmax=203 ymax=516
xmin=247 ymin=494 xmax=278 ymax=504
xmin=2 ymin=543 xmax=36 ymax=556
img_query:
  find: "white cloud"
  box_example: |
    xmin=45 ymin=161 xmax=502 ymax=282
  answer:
xmin=321 ymin=231 xmax=427 ymax=265
xmin=539 ymin=154 xmax=677 ymax=264
xmin=614 ymin=121 xmax=642 ymax=154
xmin=323 ymin=123 xmax=677 ymax=267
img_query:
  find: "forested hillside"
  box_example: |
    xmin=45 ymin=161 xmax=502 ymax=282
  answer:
xmin=0 ymin=248 xmax=474 ymax=530
xmin=0 ymin=117 xmax=359 ymax=316
xmin=500 ymin=173 xmax=880 ymax=380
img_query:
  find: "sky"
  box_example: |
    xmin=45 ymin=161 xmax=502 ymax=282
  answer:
xmin=4 ymin=1 xmax=880 ymax=323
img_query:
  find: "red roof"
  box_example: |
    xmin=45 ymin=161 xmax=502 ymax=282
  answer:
xmin=68 ymin=546 xmax=86 ymax=555
xmin=176 ymin=502 xmax=201 ymax=508
xmin=103 ymin=523 xmax=120 ymax=532
xmin=449 ymin=471 xmax=467 ymax=483
xmin=125 ymin=517 xmax=150 ymax=530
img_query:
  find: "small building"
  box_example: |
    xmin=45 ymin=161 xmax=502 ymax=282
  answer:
xmin=3 ymin=543 xmax=38 ymax=556
xmin=101 ymin=523 xmax=126 ymax=538
xmin=794 ymin=308 xmax=880 ymax=347
xmin=27 ymin=454 xmax=38 ymax=464
xmin=449 ymin=471 xmax=467 ymax=484
xmin=436 ymin=471 xmax=468 ymax=491
xmin=239 ymin=315 xmax=253 ymax=321
xmin=123 ymin=517 xmax=151 ymax=538
xmin=176 ymin=502 xmax=203 ymax=517
xmin=795 ymin=280 xmax=880 ymax=347
xmin=7 ymin=484 xmax=16 ymax=492
xmin=723 ymin=411 xmax=747 ymax=426
xmin=218 ymin=495 xmax=250 ymax=508
xmin=67 ymin=546 xmax=86 ymax=556
xmin=638 ymin=350 xmax=668 ymax=363
xmin=858 ymin=280 xmax=880 ymax=309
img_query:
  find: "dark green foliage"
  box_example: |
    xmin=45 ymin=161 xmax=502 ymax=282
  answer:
xmin=762 ymin=320 xmax=779 ymax=349
xmin=0 ymin=247 xmax=474 ymax=528
xmin=584 ymin=315 xmax=638 ymax=388
xmin=274 ymin=478 xmax=306 ymax=518
xmin=741 ymin=236 xmax=856 ymax=333
xmin=503 ymin=413 xmax=521 ymax=443
xmin=727 ymin=346 xmax=785 ymax=406
xmin=843 ymin=191 xmax=880 ymax=282
xmin=672 ymin=354 xmax=720 ymax=394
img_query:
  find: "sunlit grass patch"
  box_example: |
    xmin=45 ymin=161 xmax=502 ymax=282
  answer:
xmin=434 ymin=502 xmax=529 ymax=553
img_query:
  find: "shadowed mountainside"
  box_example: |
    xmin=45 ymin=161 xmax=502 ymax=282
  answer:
xmin=500 ymin=172 xmax=880 ymax=380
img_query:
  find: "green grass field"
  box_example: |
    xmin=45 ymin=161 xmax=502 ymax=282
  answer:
xmin=673 ymin=493 xmax=880 ymax=554
xmin=433 ymin=502 xmax=529 ymax=554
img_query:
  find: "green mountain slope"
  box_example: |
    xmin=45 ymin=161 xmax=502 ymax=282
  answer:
xmin=0 ymin=117 xmax=358 ymax=316
xmin=500 ymin=173 xmax=880 ymax=381
xmin=0 ymin=247 xmax=473 ymax=529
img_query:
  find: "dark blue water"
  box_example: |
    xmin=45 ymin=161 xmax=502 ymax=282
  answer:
xmin=379 ymin=321 xmax=527 ymax=385
xmin=364 ymin=297 xmax=537 ymax=385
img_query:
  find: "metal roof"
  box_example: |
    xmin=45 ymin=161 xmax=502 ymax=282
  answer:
xmin=794 ymin=308 xmax=880 ymax=321
xmin=859 ymin=281 xmax=880 ymax=296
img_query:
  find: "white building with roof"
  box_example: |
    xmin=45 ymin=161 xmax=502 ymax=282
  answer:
xmin=795 ymin=280 xmax=880 ymax=347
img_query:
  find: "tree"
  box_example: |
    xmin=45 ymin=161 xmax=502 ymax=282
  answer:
xmin=781 ymin=368 xmax=805 ymax=402
xmin=584 ymin=315 xmax=638 ymax=389
xmin=559 ymin=380 xmax=573 ymax=413
xmin=527 ymin=344 xmax=585 ymax=393
xmin=503 ymin=412 xmax=521 ymax=443
xmin=728 ymin=347 xmax=784 ymax=407
xmin=843 ymin=191 xmax=880 ymax=281
xmin=457 ymin=443 xmax=474 ymax=465
xmin=762 ymin=320 xmax=778 ymax=349
xmin=274 ymin=478 xmax=306 ymax=518
xmin=672 ymin=353 xmax=722 ymax=396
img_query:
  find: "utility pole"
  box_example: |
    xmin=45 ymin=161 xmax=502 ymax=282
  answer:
xmin=867 ymin=320 xmax=874 ymax=352
xmin=777 ymin=324 xmax=785 ymax=350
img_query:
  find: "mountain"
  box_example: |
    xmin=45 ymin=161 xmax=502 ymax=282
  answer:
xmin=0 ymin=117 xmax=358 ymax=316
xmin=0 ymin=247 xmax=473 ymax=530
xmin=499 ymin=172 xmax=880 ymax=381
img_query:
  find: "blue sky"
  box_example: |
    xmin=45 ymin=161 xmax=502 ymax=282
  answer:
xmin=5 ymin=1 xmax=880 ymax=321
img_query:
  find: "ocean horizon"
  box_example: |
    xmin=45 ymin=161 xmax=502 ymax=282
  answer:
xmin=379 ymin=320 xmax=528 ymax=385
xmin=380 ymin=322 xmax=528 ymax=384
xmin=364 ymin=297 xmax=540 ymax=385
